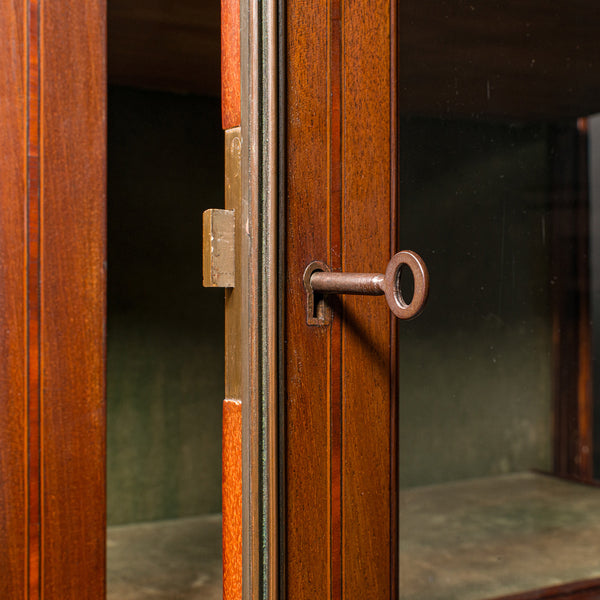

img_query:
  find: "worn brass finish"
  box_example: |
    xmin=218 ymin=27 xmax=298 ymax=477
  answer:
xmin=304 ymin=250 xmax=429 ymax=322
xmin=224 ymin=127 xmax=243 ymax=399
xmin=203 ymin=208 xmax=236 ymax=288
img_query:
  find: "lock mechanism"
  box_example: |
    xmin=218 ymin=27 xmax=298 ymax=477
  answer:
xmin=303 ymin=250 xmax=429 ymax=325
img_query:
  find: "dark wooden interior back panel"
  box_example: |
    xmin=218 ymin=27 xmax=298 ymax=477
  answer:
xmin=108 ymin=0 xmax=220 ymax=97
xmin=40 ymin=1 xmax=106 ymax=597
xmin=0 ymin=2 xmax=27 ymax=598
xmin=400 ymin=0 xmax=600 ymax=118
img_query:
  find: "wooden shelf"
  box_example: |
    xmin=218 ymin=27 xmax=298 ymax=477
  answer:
xmin=400 ymin=473 xmax=600 ymax=599
xmin=107 ymin=515 xmax=222 ymax=600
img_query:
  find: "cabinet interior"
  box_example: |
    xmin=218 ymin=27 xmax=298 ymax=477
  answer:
xmin=105 ymin=1 xmax=600 ymax=599
xmin=106 ymin=2 xmax=224 ymax=598
xmin=399 ymin=2 xmax=600 ymax=599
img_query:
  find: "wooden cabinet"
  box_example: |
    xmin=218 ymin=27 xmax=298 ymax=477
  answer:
xmin=4 ymin=1 xmax=600 ymax=599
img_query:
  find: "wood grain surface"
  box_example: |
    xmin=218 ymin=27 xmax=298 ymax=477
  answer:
xmin=284 ymin=0 xmax=330 ymax=596
xmin=0 ymin=2 xmax=27 ymax=599
xmin=550 ymin=122 xmax=593 ymax=482
xmin=221 ymin=0 xmax=241 ymax=129
xmin=283 ymin=0 xmax=397 ymax=598
xmin=40 ymin=0 xmax=106 ymax=597
xmin=341 ymin=0 xmax=395 ymax=596
xmin=27 ymin=0 xmax=41 ymax=596
xmin=0 ymin=1 xmax=106 ymax=597
xmin=223 ymin=399 xmax=243 ymax=600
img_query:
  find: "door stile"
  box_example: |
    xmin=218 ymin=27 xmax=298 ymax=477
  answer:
xmin=0 ymin=2 xmax=106 ymax=598
xmin=27 ymin=0 xmax=41 ymax=595
xmin=283 ymin=0 xmax=397 ymax=597
xmin=341 ymin=1 xmax=396 ymax=596
xmin=0 ymin=2 xmax=27 ymax=598
xmin=283 ymin=0 xmax=330 ymax=595
xmin=40 ymin=1 xmax=106 ymax=596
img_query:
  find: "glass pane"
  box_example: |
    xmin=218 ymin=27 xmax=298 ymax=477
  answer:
xmin=105 ymin=87 xmax=224 ymax=599
xmin=399 ymin=2 xmax=600 ymax=598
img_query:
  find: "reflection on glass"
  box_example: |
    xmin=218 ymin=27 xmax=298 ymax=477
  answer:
xmin=399 ymin=2 xmax=600 ymax=598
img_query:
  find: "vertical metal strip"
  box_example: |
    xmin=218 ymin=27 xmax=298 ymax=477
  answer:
xmin=264 ymin=2 xmax=279 ymax=598
xmin=241 ymin=0 xmax=279 ymax=596
xmin=223 ymin=126 xmax=244 ymax=600
xmin=239 ymin=1 xmax=255 ymax=596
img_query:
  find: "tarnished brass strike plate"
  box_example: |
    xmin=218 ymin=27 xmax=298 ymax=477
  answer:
xmin=203 ymin=208 xmax=236 ymax=288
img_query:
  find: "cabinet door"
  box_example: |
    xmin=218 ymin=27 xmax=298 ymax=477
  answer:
xmin=280 ymin=2 xmax=600 ymax=600
xmin=0 ymin=2 xmax=106 ymax=598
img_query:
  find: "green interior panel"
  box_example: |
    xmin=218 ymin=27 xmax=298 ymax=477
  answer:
xmin=107 ymin=87 xmax=224 ymax=525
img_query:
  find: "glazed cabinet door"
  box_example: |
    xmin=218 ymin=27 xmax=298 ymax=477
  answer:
xmin=281 ymin=1 xmax=600 ymax=599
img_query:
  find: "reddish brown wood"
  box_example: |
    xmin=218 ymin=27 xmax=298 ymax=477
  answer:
xmin=284 ymin=0 xmax=330 ymax=597
xmin=40 ymin=1 xmax=106 ymax=597
xmin=221 ymin=0 xmax=241 ymax=129
xmin=284 ymin=0 xmax=396 ymax=598
xmin=575 ymin=118 xmax=593 ymax=480
xmin=329 ymin=2 xmax=343 ymax=598
xmin=550 ymin=121 xmax=593 ymax=482
xmin=27 ymin=1 xmax=41 ymax=596
xmin=0 ymin=2 xmax=27 ymax=599
xmin=575 ymin=118 xmax=594 ymax=481
xmin=341 ymin=0 xmax=395 ymax=597
xmin=223 ymin=399 xmax=243 ymax=600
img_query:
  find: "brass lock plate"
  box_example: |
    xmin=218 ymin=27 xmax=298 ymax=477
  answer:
xmin=203 ymin=208 xmax=236 ymax=288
